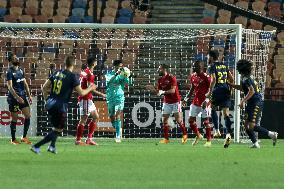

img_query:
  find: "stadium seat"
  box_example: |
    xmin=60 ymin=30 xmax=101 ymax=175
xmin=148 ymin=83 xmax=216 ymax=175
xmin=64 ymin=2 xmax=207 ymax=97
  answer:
xmin=10 ymin=0 xmax=24 ymax=7
xmin=268 ymin=2 xmax=281 ymax=10
xmin=0 ymin=0 xmax=7 ymax=8
xmin=34 ymin=15 xmax=48 ymax=22
xmin=68 ymin=15 xmax=82 ymax=23
xmin=88 ymin=7 xmax=93 ymax=16
xmin=57 ymin=0 xmax=71 ymax=9
xmin=72 ymin=0 xmax=87 ymax=9
xmin=41 ymin=7 xmax=54 ymax=18
xmin=133 ymin=16 xmax=147 ymax=24
xmin=56 ymin=8 xmax=70 ymax=17
xmin=268 ymin=9 xmax=281 ymax=20
xmin=223 ymin=0 xmax=234 ymax=3
xmin=201 ymin=16 xmax=214 ymax=24
xmin=202 ymin=9 xmax=216 ymax=18
xmin=72 ymin=8 xmax=85 ymax=18
xmin=101 ymin=16 xmax=115 ymax=23
xmin=248 ymin=19 xmax=263 ymax=30
xmin=26 ymin=0 xmax=39 ymax=9
xmin=121 ymin=0 xmax=131 ymax=10
xmin=195 ymin=53 xmax=208 ymax=61
xmin=216 ymin=16 xmax=230 ymax=24
xmin=117 ymin=16 xmax=131 ymax=24
xmin=204 ymin=3 xmax=217 ymax=11
xmin=41 ymin=0 xmax=55 ymax=9
xmin=19 ymin=15 xmax=33 ymax=23
xmin=83 ymin=16 xmax=93 ymax=23
xmin=119 ymin=8 xmax=133 ymax=17
xmin=51 ymin=15 xmax=66 ymax=23
xmin=235 ymin=1 xmax=248 ymax=10
xmin=0 ymin=7 xmax=7 ymax=17
xmin=10 ymin=7 xmax=23 ymax=16
xmin=252 ymin=1 xmax=266 ymax=14
xmin=25 ymin=7 xmax=39 ymax=16
xmin=218 ymin=9 xmax=231 ymax=18
xmin=106 ymin=0 xmax=119 ymax=9
xmin=104 ymin=7 xmax=117 ymax=17
xmin=234 ymin=16 xmax=247 ymax=27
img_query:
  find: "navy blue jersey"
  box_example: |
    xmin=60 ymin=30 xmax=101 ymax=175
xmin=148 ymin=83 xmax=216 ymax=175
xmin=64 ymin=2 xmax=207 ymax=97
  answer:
xmin=208 ymin=62 xmax=230 ymax=88
xmin=6 ymin=67 xmax=26 ymax=97
xmin=46 ymin=69 xmax=80 ymax=112
xmin=241 ymin=76 xmax=262 ymax=103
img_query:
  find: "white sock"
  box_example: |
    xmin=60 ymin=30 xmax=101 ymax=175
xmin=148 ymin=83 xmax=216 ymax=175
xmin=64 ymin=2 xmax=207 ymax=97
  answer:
xmin=268 ymin=131 xmax=274 ymax=138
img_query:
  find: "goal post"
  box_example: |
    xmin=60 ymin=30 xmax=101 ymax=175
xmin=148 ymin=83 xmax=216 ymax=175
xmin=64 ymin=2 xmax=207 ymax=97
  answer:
xmin=0 ymin=23 xmax=273 ymax=143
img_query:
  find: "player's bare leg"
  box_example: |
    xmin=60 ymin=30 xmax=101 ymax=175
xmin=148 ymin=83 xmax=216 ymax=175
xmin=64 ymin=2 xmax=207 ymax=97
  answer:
xmin=223 ymin=108 xmax=232 ymax=148
xmin=174 ymin=112 xmax=187 ymax=144
xmin=21 ymin=107 xmax=32 ymax=144
xmin=85 ymin=110 xmax=99 ymax=145
xmin=189 ymin=117 xmax=203 ymax=146
xmin=75 ymin=115 xmax=88 ymax=146
xmin=203 ymin=118 xmax=212 ymax=147
xmin=10 ymin=112 xmax=20 ymax=145
xmin=159 ymin=115 xmax=170 ymax=144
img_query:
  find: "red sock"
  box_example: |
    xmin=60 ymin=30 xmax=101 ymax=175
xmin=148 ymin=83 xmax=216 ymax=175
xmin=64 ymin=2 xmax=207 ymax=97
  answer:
xmin=204 ymin=119 xmax=211 ymax=141
xmin=178 ymin=122 xmax=187 ymax=135
xmin=163 ymin=124 xmax=169 ymax=140
xmin=87 ymin=121 xmax=97 ymax=139
xmin=190 ymin=122 xmax=199 ymax=135
xmin=76 ymin=124 xmax=84 ymax=141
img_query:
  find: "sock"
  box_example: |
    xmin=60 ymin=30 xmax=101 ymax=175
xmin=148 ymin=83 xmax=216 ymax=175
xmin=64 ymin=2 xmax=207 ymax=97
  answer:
xmin=204 ymin=119 xmax=211 ymax=141
xmin=76 ymin=124 xmax=84 ymax=141
xmin=50 ymin=131 xmax=60 ymax=148
xmin=87 ymin=121 xmax=97 ymax=139
xmin=189 ymin=121 xmax=199 ymax=135
xmin=246 ymin=128 xmax=257 ymax=144
xmin=23 ymin=118 xmax=30 ymax=138
xmin=115 ymin=120 xmax=121 ymax=138
xmin=34 ymin=131 xmax=56 ymax=148
xmin=10 ymin=121 xmax=17 ymax=141
xmin=211 ymin=110 xmax=219 ymax=131
xmin=163 ymin=124 xmax=169 ymax=140
xmin=254 ymin=126 xmax=269 ymax=136
xmin=224 ymin=116 xmax=232 ymax=134
xmin=177 ymin=122 xmax=187 ymax=135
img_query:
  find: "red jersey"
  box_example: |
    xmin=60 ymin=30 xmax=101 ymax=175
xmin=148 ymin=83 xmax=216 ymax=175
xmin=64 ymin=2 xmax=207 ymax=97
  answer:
xmin=190 ymin=72 xmax=211 ymax=106
xmin=158 ymin=74 xmax=181 ymax=104
xmin=78 ymin=68 xmax=95 ymax=101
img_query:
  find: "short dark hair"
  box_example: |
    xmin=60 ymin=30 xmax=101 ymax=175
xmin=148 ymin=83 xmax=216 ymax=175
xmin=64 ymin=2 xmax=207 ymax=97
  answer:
xmin=7 ymin=52 xmax=15 ymax=62
xmin=209 ymin=50 xmax=219 ymax=61
xmin=87 ymin=56 xmax=96 ymax=67
xmin=113 ymin=60 xmax=122 ymax=66
xmin=237 ymin=59 xmax=252 ymax=76
xmin=160 ymin=63 xmax=169 ymax=70
xmin=65 ymin=55 xmax=75 ymax=68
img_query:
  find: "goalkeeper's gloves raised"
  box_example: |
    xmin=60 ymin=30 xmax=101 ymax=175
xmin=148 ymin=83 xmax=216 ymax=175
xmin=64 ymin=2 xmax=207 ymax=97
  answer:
xmin=157 ymin=90 xmax=165 ymax=96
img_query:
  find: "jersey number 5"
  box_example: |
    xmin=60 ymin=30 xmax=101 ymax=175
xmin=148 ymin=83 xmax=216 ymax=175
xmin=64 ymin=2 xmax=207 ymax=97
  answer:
xmin=53 ymin=79 xmax=62 ymax=94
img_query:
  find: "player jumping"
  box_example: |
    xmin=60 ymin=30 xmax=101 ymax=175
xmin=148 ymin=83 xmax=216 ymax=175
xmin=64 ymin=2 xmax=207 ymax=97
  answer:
xmin=206 ymin=50 xmax=234 ymax=148
xmin=6 ymin=53 xmax=32 ymax=145
xmin=229 ymin=59 xmax=278 ymax=148
xmin=156 ymin=64 xmax=187 ymax=144
xmin=31 ymin=56 xmax=96 ymax=154
xmin=105 ymin=60 xmax=130 ymax=143
xmin=75 ymin=56 xmax=105 ymax=146
xmin=182 ymin=61 xmax=212 ymax=147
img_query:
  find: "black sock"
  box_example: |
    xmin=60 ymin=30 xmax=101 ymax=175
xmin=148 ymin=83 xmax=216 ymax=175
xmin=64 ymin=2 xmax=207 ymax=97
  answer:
xmin=211 ymin=110 xmax=219 ymax=130
xmin=10 ymin=121 xmax=17 ymax=141
xmin=246 ymin=129 xmax=257 ymax=143
xmin=34 ymin=131 xmax=56 ymax=148
xmin=254 ymin=126 xmax=269 ymax=136
xmin=23 ymin=118 xmax=30 ymax=138
xmin=50 ymin=131 xmax=60 ymax=148
xmin=224 ymin=116 xmax=232 ymax=134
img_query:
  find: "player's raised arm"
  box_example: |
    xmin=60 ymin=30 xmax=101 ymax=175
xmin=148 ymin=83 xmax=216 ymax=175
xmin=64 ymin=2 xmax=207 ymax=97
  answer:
xmin=93 ymin=90 xmax=106 ymax=98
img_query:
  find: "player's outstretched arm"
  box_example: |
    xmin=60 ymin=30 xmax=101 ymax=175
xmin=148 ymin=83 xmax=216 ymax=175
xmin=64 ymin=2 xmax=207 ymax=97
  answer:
xmin=42 ymin=79 xmax=51 ymax=101
xmin=228 ymin=83 xmax=243 ymax=91
xmin=93 ymin=90 xmax=106 ymax=98
xmin=75 ymin=84 xmax=97 ymax=97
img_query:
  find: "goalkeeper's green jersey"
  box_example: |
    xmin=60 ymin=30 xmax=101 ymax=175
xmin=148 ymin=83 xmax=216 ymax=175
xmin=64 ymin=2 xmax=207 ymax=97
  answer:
xmin=105 ymin=70 xmax=129 ymax=103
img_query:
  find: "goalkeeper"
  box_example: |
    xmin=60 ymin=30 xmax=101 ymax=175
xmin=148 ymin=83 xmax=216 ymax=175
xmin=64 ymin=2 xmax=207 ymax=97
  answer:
xmin=105 ymin=60 xmax=131 ymax=143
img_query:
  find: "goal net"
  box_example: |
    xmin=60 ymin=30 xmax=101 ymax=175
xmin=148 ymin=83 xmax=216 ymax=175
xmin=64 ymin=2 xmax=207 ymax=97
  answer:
xmin=0 ymin=23 xmax=274 ymax=142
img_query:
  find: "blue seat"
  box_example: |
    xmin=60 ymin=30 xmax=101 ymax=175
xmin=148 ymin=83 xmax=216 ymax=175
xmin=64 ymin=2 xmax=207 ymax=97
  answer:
xmin=202 ymin=9 xmax=216 ymax=17
xmin=195 ymin=53 xmax=208 ymax=61
xmin=83 ymin=16 xmax=93 ymax=23
xmin=73 ymin=0 xmax=87 ymax=8
xmin=116 ymin=16 xmax=131 ymax=24
xmin=0 ymin=8 xmax=7 ymax=17
xmin=42 ymin=47 xmax=57 ymax=53
xmin=72 ymin=8 xmax=85 ymax=18
xmin=119 ymin=8 xmax=133 ymax=17
xmin=68 ymin=16 xmax=82 ymax=23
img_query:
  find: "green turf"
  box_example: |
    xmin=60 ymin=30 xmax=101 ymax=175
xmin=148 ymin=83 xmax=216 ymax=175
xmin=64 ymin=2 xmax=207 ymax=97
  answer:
xmin=0 ymin=138 xmax=283 ymax=189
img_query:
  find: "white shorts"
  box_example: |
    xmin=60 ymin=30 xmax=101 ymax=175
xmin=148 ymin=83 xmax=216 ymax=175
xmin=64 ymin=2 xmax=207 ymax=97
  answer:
xmin=162 ymin=102 xmax=182 ymax=115
xmin=189 ymin=104 xmax=211 ymax=118
xmin=79 ymin=99 xmax=97 ymax=116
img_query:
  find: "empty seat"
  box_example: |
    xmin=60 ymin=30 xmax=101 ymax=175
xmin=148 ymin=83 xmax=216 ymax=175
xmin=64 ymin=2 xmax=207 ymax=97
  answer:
xmin=83 ymin=16 xmax=93 ymax=23
xmin=235 ymin=16 xmax=247 ymax=27
xmin=25 ymin=7 xmax=39 ymax=16
xmin=101 ymin=16 xmax=115 ymax=23
xmin=57 ymin=0 xmax=71 ymax=9
xmin=19 ymin=15 xmax=33 ymax=22
xmin=26 ymin=0 xmax=38 ymax=9
xmin=68 ymin=15 xmax=81 ymax=23
xmin=0 ymin=7 xmax=7 ymax=17
xmin=10 ymin=7 xmax=23 ymax=16
xmin=72 ymin=0 xmax=87 ymax=9
xmin=106 ymin=0 xmax=119 ymax=9
xmin=121 ymin=0 xmax=131 ymax=9
xmin=133 ymin=16 xmax=146 ymax=24
xmin=116 ymin=16 xmax=131 ymax=24
xmin=0 ymin=0 xmax=7 ymax=8
xmin=34 ymin=15 xmax=49 ymax=22
xmin=4 ymin=15 xmax=18 ymax=22
xmin=41 ymin=8 xmax=54 ymax=18
xmin=10 ymin=0 xmax=24 ymax=7
xmin=72 ymin=8 xmax=85 ymax=18
xmin=235 ymin=1 xmax=248 ymax=9
xmin=41 ymin=0 xmax=55 ymax=9
xmin=52 ymin=15 xmax=67 ymax=23
xmin=104 ymin=7 xmax=117 ymax=17
xmin=56 ymin=7 xmax=70 ymax=17
xmin=119 ymin=8 xmax=133 ymax=17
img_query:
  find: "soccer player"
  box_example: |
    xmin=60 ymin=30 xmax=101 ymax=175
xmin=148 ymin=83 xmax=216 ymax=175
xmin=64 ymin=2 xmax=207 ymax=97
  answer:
xmin=75 ymin=56 xmax=105 ymax=145
xmin=182 ymin=61 xmax=212 ymax=147
xmin=31 ymin=56 xmax=96 ymax=154
xmin=6 ymin=53 xmax=32 ymax=145
xmin=230 ymin=59 xmax=278 ymax=148
xmin=105 ymin=60 xmax=130 ymax=143
xmin=156 ymin=64 xmax=187 ymax=144
xmin=206 ymin=50 xmax=234 ymax=148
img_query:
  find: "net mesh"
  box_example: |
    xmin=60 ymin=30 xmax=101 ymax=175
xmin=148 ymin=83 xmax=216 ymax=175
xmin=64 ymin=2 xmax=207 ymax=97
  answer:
xmin=0 ymin=24 xmax=273 ymax=140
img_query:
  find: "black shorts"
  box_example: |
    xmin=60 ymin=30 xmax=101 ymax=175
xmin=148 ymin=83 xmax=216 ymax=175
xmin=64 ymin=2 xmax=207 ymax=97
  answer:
xmin=7 ymin=95 xmax=30 ymax=112
xmin=211 ymin=87 xmax=231 ymax=108
xmin=48 ymin=107 xmax=67 ymax=130
xmin=245 ymin=101 xmax=263 ymax=124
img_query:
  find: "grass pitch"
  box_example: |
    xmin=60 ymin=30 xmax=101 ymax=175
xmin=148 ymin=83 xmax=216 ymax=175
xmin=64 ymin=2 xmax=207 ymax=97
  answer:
xmin=0 ymin=138 xmax=283 ymax=189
